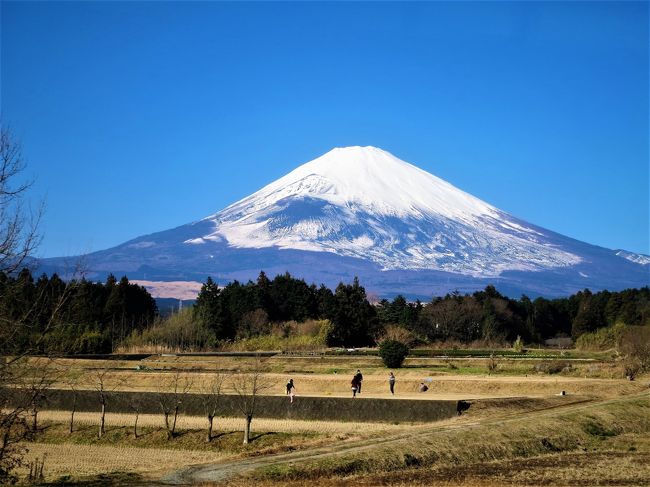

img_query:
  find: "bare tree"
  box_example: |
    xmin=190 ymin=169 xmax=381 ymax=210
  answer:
xmin=128 ymin=394 xmax=145 ymax=439
xmin=0 ymin=125 xmax=42 ymax=274
xmin=0 ymin=363 xmax=38 ymax=482
xmin=0 ymin=125 xmax=49 ymax=482
xmin=93 ymin=368 xmax=110 ymax=439
xmin=199 ymin=374 xmax=225 ymax=442
xmin=66 ymin=372 xmax=82 ymax=434
xmin=619 ymin=326 xmax=650 ymax=380
xmin=231 ymin=357 xmax=272 ymax=444
xmin=91 ymin=366 xmax=125 ymax=439
xmin=25 ymin=359 xmax=56 ymax=435
xmin=0 ymin=263 xmax=82 ymax=482
xmin=156 ymin=371 xmax=193 ymax=440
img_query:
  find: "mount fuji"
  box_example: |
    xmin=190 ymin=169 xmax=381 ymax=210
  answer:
xmin=39 ymin=146 xmax=649 ymax=298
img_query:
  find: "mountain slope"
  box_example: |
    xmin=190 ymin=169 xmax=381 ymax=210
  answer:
xmin=38 ymin=146 xmax=649 ymax=298
xmin=192 ymin=146 xmax=581 ymax=276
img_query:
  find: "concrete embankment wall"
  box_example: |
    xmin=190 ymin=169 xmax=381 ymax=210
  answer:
xmin=13 ymin=389 xmax=460 ymax=423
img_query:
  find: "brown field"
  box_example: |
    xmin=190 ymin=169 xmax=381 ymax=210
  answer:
xmin=14 ymin=353 xmax=650 ymax=486
xmin=39 ymin=353 xmax=645 ymax=400
xmin=18 ymin=443 xmax=222 ymax=482
xmin=36 ymin=410 xmax=409 ymax=435
xmin=228 ymin=451 xmax=650 ymax=487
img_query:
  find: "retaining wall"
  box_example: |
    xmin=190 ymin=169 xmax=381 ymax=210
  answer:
xmin=11 ymin=389 xmax=460 ymax=423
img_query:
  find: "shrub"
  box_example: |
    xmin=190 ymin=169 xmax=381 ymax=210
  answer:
xmin=512 ymin=335 xmax=524 ymax=353
xmin=575 ymin=323 xmax=626 ymax=351
xmin=378 ymin=325 xmax=417 ymax=347
xmin=224 ymin=319 xmax=332 ymax=352
xmin=41 ymin=324 xmax=111 ymax=354
xmin=378 ymin=340 xmax=409 ymax=368
xmin=120 ymin=308 xmax=216 ymax=352
xmin=314 ymin=320 xmax=333 ymax=345
xmin=403 ymin=453 xmax=421 ymax=467
xmin=534 ymin=361 xmax=572 ymax=375
xmin=583 ymin=420 xmax=617 ymax=439
xmin=618 ymin=326 xmax=650 ymax=378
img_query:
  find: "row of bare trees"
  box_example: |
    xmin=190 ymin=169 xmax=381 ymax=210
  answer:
xmin=64 ymin=360 xmax=271 ymax=446
xmin=151 ymin=365 xmax=271 ymax=445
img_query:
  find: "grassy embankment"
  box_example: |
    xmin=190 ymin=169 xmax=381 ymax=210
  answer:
xmin=245 ymin=394 xmax=650 ymax=486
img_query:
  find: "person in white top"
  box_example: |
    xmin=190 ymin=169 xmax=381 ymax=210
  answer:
xmin=388 ymin=371 xmax=396 ymax=394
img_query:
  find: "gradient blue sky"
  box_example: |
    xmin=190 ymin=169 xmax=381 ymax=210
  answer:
xmin=1 ymin=1 xmax=648 ymax=258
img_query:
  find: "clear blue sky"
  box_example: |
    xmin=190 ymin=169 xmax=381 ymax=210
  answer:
xmin=1 ymin=1 xmax=648 ymax=258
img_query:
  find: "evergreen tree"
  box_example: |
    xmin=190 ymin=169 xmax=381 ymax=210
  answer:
xmin=194 ymin=277 xmax=231 ymax=340
xmin=316 ymin=284 xmax=335 ymax=319
xmin=327 ymin=277 xmax=377 ymax=347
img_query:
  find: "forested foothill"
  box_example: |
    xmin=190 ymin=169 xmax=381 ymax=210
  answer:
xmin=1 ymin=268 xmax=649 ymax=355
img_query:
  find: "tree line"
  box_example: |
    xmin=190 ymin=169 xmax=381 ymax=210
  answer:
xmin=194 ymin=272 xmax=377 ymax=347
xmin=2 ymin=268 xmax=649 ymax=353
xmin=0 ymin=269 xmax=157 ymax=354
xmin=194 ymin=271 xmax=650 ymax=347
xmin=378 ymin=286 xmax=650 ymax=344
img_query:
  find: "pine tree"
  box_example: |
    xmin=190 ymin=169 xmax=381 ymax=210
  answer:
xmin=195 ymin=277 xmax=231 ymax=340
xmin=327 ymin=277 xmax=377 ymax=347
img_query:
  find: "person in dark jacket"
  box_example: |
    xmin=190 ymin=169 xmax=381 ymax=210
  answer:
xmin=354 ymin=369 xmax=363 ymax=394
xmin=351 ymin=376 xmax=360 ymax=398
xmin=286 ymin=378 xmax=296 ymax=402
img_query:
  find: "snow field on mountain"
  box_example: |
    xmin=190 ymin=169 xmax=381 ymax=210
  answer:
xmin=194 ymin=146 xmax=582 ymax=276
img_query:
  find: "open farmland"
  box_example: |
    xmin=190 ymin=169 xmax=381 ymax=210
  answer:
xmin=36 ymin=349 xmax=644 ymax=399
xmin=12 ymin=351 xmax=650 ymax=486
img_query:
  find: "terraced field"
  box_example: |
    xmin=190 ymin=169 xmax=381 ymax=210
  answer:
xmin=13 ymin=352 xmax=650 ymax=486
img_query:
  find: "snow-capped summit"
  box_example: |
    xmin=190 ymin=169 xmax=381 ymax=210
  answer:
xmin=191 ymin=146 xmax=580 ymax=277
xmin=211 ymin=146 xmax=499 ymax=222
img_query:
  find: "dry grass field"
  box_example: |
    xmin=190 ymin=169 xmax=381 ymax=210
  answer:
xmin=13 ymin=353 xmax=650 ymax=486
xmin=39 ymin=352 xmax=645 ymax=400
xmin=36 ymin=410 xmax=408 ymax=435
xmin=232 ymin=393 xmax=650 ymax=487
xmin=17 ymin=443 xmax=222 ymax=483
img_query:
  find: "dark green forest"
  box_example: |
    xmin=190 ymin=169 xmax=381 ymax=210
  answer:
xmin=194 ymin=271 xmax=650 ymax=347
xmin=0 ymin=270 xmax=156 ymax=354
xmin=1 ymin=268 xmax=649 ymax=353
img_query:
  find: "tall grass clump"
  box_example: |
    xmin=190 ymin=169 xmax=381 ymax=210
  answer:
xmin=575 ymin=323 xmax=627 ymax=351
xmin=118 ymin=308 xmax=216 ymax=353
xmin=224 ymin=319 xmax=332 ymax=352
xmin=378 ymin=325 xmax=417 ymax=347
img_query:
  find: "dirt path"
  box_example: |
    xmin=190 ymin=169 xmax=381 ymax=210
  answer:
xmin=160 ymin=392 xmax=649 ymax=485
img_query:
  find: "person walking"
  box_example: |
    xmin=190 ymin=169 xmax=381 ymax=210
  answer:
xmin=351 ymin=376 xmax=359 ymax=398
xmin=354 ymin=369 xmax=363 ymax=394
xmin=286 ymin=378 xmax=296 ymax=403
xmin=388 ymin=371 xmax=396 ymax=395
